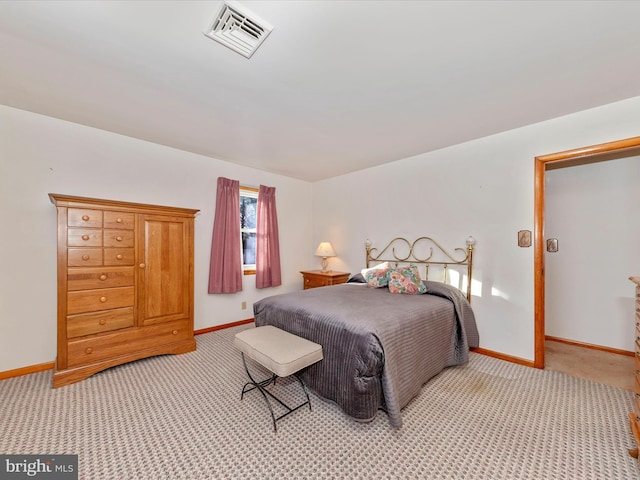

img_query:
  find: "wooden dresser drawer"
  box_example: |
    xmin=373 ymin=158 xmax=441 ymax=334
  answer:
xmin=67 ymin=307 xmax=134 ymax=338
xmin=67 ymin=267 xmax=135 ymax=291
xmin=67 ymin=228 xmax=102 ymax=247
xmin=305 ymin=276 xmax=330 ymax=288
xmin=103 ymin=230 xmax=134 ymax=247
xmin=104 ymin=248 xmax=135 ymax=265
xmin=66 ymin=319 xmax=191 ymax=368
xmin=68 ymin=248 xmax=103 ymax=267
xmin=67 ymin=286 xmax=135 ymax=315
xmin=68 ymin=208 xmax=103 ymax=228
xmin=631 ymin=278 xmax=640 ymax=462
xmin=301 ymin=271 xmax=350 ymax=290
xmin=104 ymin=211 xmax=135 ymax=229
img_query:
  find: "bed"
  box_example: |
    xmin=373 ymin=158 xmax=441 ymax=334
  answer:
xmin=253 ymin=236 xmax=479 ymax=428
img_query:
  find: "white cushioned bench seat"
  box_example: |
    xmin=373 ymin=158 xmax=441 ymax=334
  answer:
xmin=233 ymin=326 xmax=324 ymax=431
xmin=234 ymin=325 xmax=323 ymax=377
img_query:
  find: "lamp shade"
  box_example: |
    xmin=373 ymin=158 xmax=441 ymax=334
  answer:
xmin=314 ymin=242 xmax=336 ymax=258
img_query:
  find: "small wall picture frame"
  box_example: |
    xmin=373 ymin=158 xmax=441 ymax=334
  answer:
xmin=517 ymin=230 xmax=531 ymax=248
xmin=546 ymin=238 xmax=558 ymax=253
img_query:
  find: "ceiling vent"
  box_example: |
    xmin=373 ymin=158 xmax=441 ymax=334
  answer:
xmin=203 ymin=1 xmax=273 ymax=58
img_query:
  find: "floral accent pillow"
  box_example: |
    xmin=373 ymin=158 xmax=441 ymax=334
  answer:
xmin=361 ymin=262 xmax=392 ymax=288
xmin=388 ymin=265 xmax=427 ymax=294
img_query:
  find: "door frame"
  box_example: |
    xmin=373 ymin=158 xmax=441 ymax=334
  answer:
xmin=533 ymin=136 xmax=640 ymax=369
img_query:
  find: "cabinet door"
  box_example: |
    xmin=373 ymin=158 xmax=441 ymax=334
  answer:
xmin=138 ymin=215 xmax=194 ymax=326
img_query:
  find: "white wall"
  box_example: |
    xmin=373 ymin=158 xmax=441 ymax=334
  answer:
xmin=312 ymin=95 xmax=640 ymax=362
xmin=0 ymin=105 xmax=313 ymax=372
xmin=3 ymin=96 xmax=640 ymax=372
xmin=545 ymin=155 xmax=640 ymax=351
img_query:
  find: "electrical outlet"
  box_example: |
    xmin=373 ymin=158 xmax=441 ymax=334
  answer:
xmin=241 ymin=301 xmax=247 ymax=310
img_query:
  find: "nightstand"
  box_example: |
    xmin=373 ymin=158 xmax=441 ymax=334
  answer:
xmin=301 ymin=270 xmax=350 ymax=290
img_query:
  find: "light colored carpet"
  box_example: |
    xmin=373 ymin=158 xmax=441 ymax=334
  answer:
xmin=1 ymin=324 xmax=638 ymax=479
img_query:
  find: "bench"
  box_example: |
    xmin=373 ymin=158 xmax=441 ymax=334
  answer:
xmin=234 ymin=325 xmax=323 ymax=431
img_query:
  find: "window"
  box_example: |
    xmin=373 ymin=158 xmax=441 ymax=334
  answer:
xmin=240 ymin=187 xmax=258 ymax=274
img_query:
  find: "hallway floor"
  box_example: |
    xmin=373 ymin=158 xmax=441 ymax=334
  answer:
xmin=545 ymin=340 xmax=635 ymax=391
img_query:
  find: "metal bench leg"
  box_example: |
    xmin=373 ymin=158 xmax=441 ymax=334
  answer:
xmin=294 ymin=373 xmax=312 ymax=411
xmin=239 ymin=353 xmax=313 ymax=432
xmin=240 ymin=353 xmax=279 ymax=431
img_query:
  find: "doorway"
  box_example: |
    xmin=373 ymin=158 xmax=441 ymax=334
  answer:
xmin=533 ymin=136 xmax=640 ymax=368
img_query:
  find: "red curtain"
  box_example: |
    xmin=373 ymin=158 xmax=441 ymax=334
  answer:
xmin=255 ymin=185 xmax=282 ymax=288
xmin=208 ymin=177 xmax=243 ymax=293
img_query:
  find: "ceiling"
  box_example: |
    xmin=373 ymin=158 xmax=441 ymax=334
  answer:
xmin=2 ymin=1 xmax=640 ymax=182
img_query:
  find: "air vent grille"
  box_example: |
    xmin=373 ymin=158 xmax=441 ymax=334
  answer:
xmin=204 ymin=1 xmax=273 ymax=58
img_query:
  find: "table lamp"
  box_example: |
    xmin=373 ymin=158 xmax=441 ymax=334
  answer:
xmin=314 ymin=242 xmax=336 ymax=272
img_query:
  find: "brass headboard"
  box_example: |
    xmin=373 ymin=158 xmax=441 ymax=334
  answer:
xmin=365 ymin=236 xmax=476 ymax=302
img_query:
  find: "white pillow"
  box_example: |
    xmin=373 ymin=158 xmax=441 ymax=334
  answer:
xmin=361 ymin=262 xmax=392 ymax=288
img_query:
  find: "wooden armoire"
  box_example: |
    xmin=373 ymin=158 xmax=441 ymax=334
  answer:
xmin=49 ymin=194 xmax=199 ymax=387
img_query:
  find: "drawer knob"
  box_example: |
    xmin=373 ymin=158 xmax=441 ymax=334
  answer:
xmin=85 ymin=347 xmax=93 ymax=354
xmin=116 ymin=254 xmax=123 ymax=260
xmin=99 ymin=319 xmax=106 ymax=325
xmin=82 ymin=254 xmax=90 ymax=261
xmin=82 ymin=235 xmax=90 ymax=241
xmin=172 ymin=330 xmax=178 ymax=335
xmin=82 ymin=215 xmax=90 ymax=221
xmin=116 ymin=218 xmax=123 ymax=223
xmin=99 ymin=274 xmax=107 ymax=281
xmin=139 ymin=263 xmax=145 ymax=269
xmin=100 ymin=296 xmax=107 ymax=303
xmin=116 ymin=236 xmax=123 ymax=242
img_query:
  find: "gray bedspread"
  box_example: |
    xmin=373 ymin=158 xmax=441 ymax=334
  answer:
xmin=253 ymin=280 xmax=479 ymax=428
